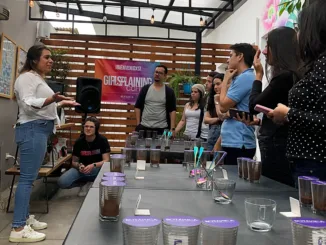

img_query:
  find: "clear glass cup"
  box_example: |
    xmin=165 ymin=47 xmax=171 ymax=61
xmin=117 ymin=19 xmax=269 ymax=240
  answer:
xmin=123 ymin=148 xmax=133 ymax=167
xmin=150 ymin=149 xmax=160 ymax=167
xmin=153 ymin=138 xmax=162 ymax=150
xmin=237 ymin=158 xmax=243 ymax=178
xmin=145 ymin=138 xmax=152 ymax=149
xmin=311 ymin=180 xmax=326 ymax=214
xmin=298 ymin=176 xmax=319 ymax=207
xmin=242 ymin=158 xmax=250 ymax=180
xmin=291 ymin=218 xmax=326 ymax=245
xmin=138 ymin=130 xmax=144 ymax=139
xmin=146 ymin=130 xmax=152 ymax=139
xmin=110 ymin=154 xmax=125 ymax=173
xmin=137 ymin=148 xmax=147 ymax=161
xmin=245 ymin=198 xmax=277 ymax=232
xmin=212 ymin=178 xmax=236 ymax=204
xmin=130 ymin=135 xmax=138 ymax=147
xmin=125 ymin=135 xmax=131 ymax=148
xmin=163 ymin=139 xmax=171 ymax=151
xmin=247 ymin=160 xmax=262 ymax=183
xmin=184 ymin=141 xmax=194 ymax=151
xmin=201 ymin=141 xmax=208 ymax=151
xmin=152 ymin=131 xmax=158 ymax=139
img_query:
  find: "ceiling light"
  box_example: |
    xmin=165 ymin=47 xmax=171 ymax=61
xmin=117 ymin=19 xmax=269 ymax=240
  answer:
xmin=200 ymin=17 xmax=204 ymax=26
xmin=103 ymin=15 xmax=107 ymax=22
xmin=29 ymin=0 xmax=34 ymax=8
xmin=56 ymin=6 xmax=60 ymax=17
xmin=150 ymin=8 xmax=155 ymax=24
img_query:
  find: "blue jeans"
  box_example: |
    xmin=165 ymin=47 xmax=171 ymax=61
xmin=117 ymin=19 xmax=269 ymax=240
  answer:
xmin=57 ymin=167 xmax=100 ymax=189
xmin=13 ymin=120 xmax=54 ymax=228
xmin=207 ymin=125 xmax=221 ymax=151
xmin=291 ymin=159 xmax=326 ymax=188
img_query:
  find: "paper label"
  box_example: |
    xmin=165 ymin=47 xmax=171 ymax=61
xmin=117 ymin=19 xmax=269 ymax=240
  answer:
xmin=222 ymin=169 xmax=228 ymax=179
xmin=280 ymin=197 xmax=301 ymax=218
xmin=137 ymin=160 xmax=146 ymax=171
xmin=168 ymin=235 xmax=189 ymax=245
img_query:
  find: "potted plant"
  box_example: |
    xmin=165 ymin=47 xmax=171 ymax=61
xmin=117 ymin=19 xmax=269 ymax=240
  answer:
xmin=169 ymin=70 xmax=201 ymax=98
xmin=49 ymin=48 xmax=70 ymax=84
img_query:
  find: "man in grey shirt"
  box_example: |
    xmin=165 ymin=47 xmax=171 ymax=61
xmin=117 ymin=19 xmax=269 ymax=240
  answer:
xmin=134 ymin=65 xmax=177 ymax=136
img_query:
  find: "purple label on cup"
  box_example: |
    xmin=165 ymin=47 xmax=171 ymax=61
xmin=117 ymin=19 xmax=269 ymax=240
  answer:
xmin=202 ymin=217 xmax=240 ymax=228
xmin=102 ymin=176 xmax=125 ymax=182
xmin=163 ymin=216 xmax=201 ymax=227
xmin=311 ymin=180 xmax=326 ymax=185
xmin=101 ymin=180 xmax=126 ymax=187
xmin=298 ymin=176 xmax=319 ymax=181
xmin=111 ymin=154 xmax=126 ymax=159
xmin=104 ymin=172 xmax=126 ymax=177
xmin=292 ymin=218 xmax=326 ymax=228
xmin=123 ymin=216 xmax=161 ymax=227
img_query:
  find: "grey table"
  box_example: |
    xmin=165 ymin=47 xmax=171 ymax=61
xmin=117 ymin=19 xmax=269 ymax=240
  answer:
xmin=93 ymin=163 xmax=297 ymax=193
xmin=63 ymin=188 xmax=322 ymax=245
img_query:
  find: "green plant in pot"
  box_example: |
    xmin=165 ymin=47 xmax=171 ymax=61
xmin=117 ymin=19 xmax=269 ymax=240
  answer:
xmin=169 ymin=70 xmax=201 ymax=98
xmin=49 ymin=48 xmax=70 ymax=87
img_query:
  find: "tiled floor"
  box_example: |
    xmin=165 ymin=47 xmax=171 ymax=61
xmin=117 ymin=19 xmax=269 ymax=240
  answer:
xmin=0 ymin=188 xmax=84 ymax=245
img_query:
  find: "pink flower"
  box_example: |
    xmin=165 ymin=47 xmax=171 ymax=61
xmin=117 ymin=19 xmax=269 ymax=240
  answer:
xmin=262 ymin=0 xmax=280 ymax=31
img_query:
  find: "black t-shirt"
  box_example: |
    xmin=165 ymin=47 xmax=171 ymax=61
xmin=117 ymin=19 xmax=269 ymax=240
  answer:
xmin=73 ymin=134 xmax=111 ymax=166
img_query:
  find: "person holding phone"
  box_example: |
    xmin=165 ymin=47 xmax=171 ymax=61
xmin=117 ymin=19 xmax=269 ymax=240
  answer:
xmin=218 ymin=43 xmax=257 ymax=165
xmin=238 ymin=27 xmax=301 ymax=186
xmin=268 ymin=1 xmax=326 ymax=184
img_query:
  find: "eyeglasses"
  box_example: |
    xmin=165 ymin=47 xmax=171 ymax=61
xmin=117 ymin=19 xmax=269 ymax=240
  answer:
xmin=155 ymin=71 xmax=165 ymax=75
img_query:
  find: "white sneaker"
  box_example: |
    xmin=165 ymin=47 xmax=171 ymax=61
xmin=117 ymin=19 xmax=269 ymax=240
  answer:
xmin=9 ymin=225 xmax=46 ymax=243
xmin=26 ymin=215 xmax=47 ymax=230
xmin=78 ymin=182 xmax=93 ymax=197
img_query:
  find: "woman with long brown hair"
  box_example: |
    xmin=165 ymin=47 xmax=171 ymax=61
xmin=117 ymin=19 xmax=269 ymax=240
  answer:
xmin=9 ymin=45 xmax=78 ymax=243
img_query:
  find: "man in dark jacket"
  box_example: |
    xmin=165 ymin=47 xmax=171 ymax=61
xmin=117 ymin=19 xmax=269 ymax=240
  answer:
xmin=134 ymin=65 xmax=176 ymax=136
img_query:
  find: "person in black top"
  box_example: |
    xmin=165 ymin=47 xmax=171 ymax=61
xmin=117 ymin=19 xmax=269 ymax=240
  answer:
xmin=134 ymin=65 xmax=177 ymax=136
xmin=58 ymin=117 xmax=110 ymax=196
xmin=244 ymin=27 xmax=301 ymax=186
xmin=269 ymin=0 xmax=326 ymax=184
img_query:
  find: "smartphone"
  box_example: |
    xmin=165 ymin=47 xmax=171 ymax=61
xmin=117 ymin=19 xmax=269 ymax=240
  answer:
xmin=229 ymin=108 xmax=254 ymax=121
xmin=254 ymin=104 xmax=272 ymax=114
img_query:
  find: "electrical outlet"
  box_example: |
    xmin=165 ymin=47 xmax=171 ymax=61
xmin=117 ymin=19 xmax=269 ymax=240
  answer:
xmin=5 ymin=153 xmax=10 ymax=160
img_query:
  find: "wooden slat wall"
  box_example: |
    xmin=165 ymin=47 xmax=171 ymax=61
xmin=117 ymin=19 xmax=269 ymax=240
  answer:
xmin=43 ymin=34 xmax=230 ymax=152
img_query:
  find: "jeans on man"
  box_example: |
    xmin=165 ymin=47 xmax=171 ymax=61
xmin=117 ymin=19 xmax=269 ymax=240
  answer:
xmin=13 ymin=120 xmax=54 ymax=228
xmin=58 ymin=167 xmax=100 ymax=189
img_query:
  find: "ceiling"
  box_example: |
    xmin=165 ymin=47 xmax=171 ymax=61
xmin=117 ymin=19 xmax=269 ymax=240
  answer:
xmin=35 ymin=0 xmax=234 ymax=33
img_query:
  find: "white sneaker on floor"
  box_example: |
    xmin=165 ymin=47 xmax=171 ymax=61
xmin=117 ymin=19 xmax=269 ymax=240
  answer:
xmin=9 ymin=225 xmax=46 ymax=243
xmin=78 ymin=182 xmax=93 ymax=197
xmin=26 ymin=215 xmax=47 ymax=230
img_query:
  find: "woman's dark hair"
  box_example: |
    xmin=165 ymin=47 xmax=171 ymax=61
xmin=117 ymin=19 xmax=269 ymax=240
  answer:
xmin=189 ymin=89 xmax=206 ymax=110
xmin=84 ymin=116 xmax=100 ymax=135
xmin=266 ymin=26 xmax=302 ymax=81
xmin=298 ymin=0 xmax=326 ymax=70
xmin=207 ymin=74 xmax=224 ymax=117
xmin=21 ymin=45 xmax=51 ymax=74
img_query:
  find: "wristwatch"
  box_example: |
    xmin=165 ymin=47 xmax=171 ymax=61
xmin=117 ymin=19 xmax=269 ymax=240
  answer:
xmin=93 ymin=163 xmax=97 ymax=168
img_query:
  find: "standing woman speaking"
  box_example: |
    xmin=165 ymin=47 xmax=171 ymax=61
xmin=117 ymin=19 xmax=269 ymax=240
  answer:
xmin=9 ymin=45 xmax=78 ymax=243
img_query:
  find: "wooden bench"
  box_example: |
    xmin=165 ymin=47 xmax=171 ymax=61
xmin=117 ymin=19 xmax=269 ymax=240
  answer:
xmin=5 ymin=154 xmax=72 ymax=213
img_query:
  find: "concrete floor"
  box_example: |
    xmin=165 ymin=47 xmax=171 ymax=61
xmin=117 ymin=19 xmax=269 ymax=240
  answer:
xmin=0 ymin=188 xmax=84 ymax=245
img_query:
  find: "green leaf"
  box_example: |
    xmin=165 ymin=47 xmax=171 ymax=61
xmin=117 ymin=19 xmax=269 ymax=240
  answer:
xmin=295 ymin=0 xmax=302 ymax=10
xmin=288 ymin=3 xmax=295 ymax=13
xmin=279 ymin=6 xmax=286 ymax=16
xmin=278 ymin=0 xmax=294 ymax=7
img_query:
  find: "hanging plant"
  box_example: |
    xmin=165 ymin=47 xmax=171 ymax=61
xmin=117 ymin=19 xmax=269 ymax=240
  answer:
xmin=169 ymin=70 xmax=201 ymax=99
xmin=279 ymin=0 xmax=303 ymax=16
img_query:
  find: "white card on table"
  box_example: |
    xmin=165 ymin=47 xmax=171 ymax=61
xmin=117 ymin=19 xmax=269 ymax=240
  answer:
xmin=280 ymin=197 xmax=301 ymax=217
xmin=134 ymin=194 xmax=150 ymax=216
xmin=222 ymin=169 xmax=228 ymax=179
xmin=137 ymin=160 xmax=146 ymax=171
xmin=134 ymin=169 xmax=144 ymax=180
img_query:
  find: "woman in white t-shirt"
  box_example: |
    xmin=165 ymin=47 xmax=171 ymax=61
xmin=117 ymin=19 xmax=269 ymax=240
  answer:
xmin=175 ymin=84 xmax=207 ymax=140
xmin=9 ymin=45 xmax=78 ymax=243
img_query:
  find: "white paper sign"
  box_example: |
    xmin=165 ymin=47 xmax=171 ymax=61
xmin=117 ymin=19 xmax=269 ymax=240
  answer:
xmin=134 ymin=169 xmax=144 ymax=180
xmin=168 ymin=235 xmax=189 ymax=244
xmin=222 ymin=169 xmax=228 ymax=179
xmin=137 ymin=160 xmax=146 ymax=171
xmin=280 ymin=197 xmax=301 ymax=217
xmin=312 ymin=230 xmax=326 ymax=245
xmin=134 ymin=194 xmax=150 ymax=216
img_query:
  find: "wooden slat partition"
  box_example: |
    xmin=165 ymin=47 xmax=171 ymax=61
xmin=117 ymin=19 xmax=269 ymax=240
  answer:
xmin=43 ymin=34 xmax=231 ymax=152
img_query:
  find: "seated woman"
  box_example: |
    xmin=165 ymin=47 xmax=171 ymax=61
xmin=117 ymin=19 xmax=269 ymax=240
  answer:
xmin=58 ymin=116 xmax=110 ymax=196
xmin=204 ymin=73 xmax=224 ymax=151
xmin=175 ymin=84 xmax=207 ymax=140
